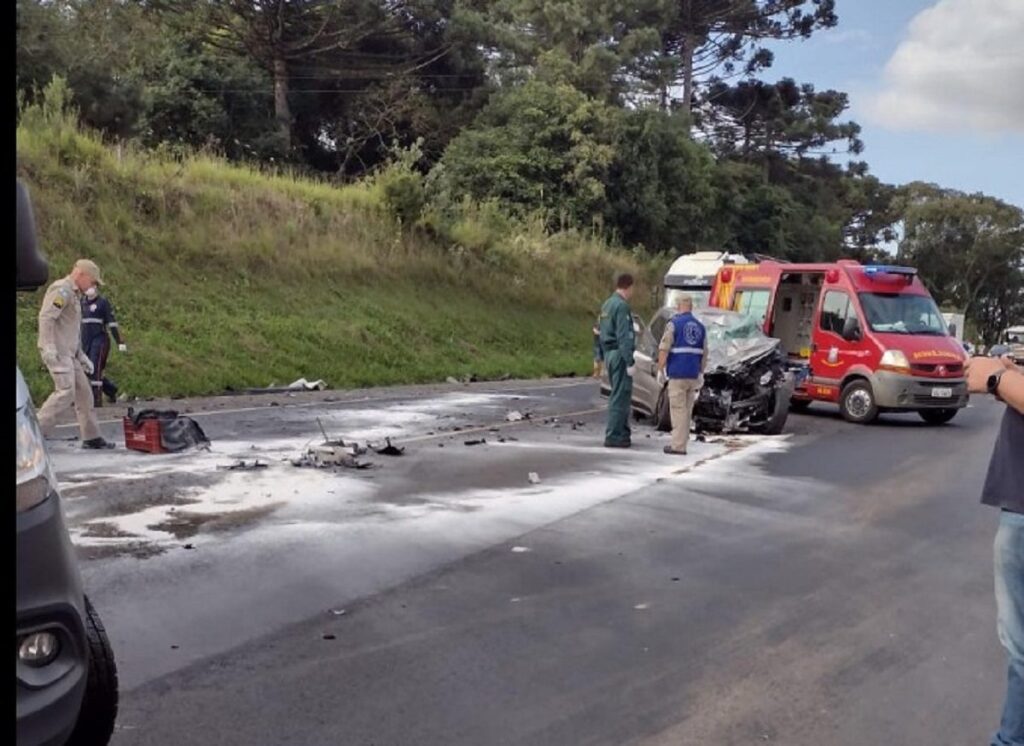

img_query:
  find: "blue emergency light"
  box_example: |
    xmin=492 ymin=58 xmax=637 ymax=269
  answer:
xmin=862 ymin=265 xmax=917 ymax=277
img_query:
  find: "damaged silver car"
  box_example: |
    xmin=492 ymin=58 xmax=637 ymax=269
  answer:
xmin=601 ymin=308 xmax=794 ymax=434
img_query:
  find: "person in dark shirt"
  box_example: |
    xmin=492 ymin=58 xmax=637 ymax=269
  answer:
xmin=81 ymin=286 xmax=127 ymax=407
xmin=966 ymin=354 xmax=1024 ymax=746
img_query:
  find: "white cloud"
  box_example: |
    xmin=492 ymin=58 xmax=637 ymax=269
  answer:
xmin=866 ymin=0 xmax=1024 ymax=133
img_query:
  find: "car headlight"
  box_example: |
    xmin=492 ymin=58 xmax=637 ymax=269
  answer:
xmin=17 ymin=404 xmax=56 ymax=512
xmin=879 ymin=349 xmax=911 ymax=374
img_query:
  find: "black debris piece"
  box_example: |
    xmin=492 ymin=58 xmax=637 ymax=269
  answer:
xmin=374 ymin=438 xmax=405 ymax=457
xmin=183 ymin=544 xmax=195 ymax=550
xmin=171 ymin=645 xmax=179 ymax=649
xmin=696 ymin=434 xmax=707 ymax=442
xmin=218 ymin=459 xmax=267 ymax=471
xmin=322 ymin=633 xmax=336 ymax=641
xmin=437 ymin=443 xmax=445 ymax=448
xmin=464 ymin=438 xmax=487 ymax=446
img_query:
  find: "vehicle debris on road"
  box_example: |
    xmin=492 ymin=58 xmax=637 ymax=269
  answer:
xmin=218 ymin=460 xmax=268 ymax=471
xmin=291 ymin=444 xmax=373 ymax=470
xmin=464 ymin=438 xmax=486 ymax=446
xmin=373 ymin=438 xmax=405 ymax=457
xmin=528 ymin=472 xmax=541 ymax=484
xmin=505 ymin=410 xmax=531 ymax=422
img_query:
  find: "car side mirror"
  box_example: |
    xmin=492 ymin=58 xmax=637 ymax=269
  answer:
xmin=17 ymin=181 xmax=49 ymax=292
xmin=841 ymin=316 xmax=861 ymax=342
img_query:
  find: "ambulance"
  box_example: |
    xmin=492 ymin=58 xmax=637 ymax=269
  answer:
xmin=709 ymin=259 xmax=969 ymax=424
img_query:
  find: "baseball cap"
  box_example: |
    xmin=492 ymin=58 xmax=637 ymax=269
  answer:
xmin=74 ymin=258 xmax=103 ymax=285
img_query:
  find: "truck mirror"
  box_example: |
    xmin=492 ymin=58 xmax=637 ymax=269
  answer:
xmin=17 ymin=181 xmax=49 ymax=292
xmin=841 ymin=316 xmax=861 ymax=342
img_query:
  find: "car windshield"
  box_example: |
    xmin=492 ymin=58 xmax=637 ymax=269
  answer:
xmin=858 ymin=292 xmax=947 ymax=335
xmin=698 ymin=312 xmax=766 ymax=342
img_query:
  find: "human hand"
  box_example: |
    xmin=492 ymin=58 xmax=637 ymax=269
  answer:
xmin=656 ymin=369 xmax=667 ymax=386
xmin=118 ymin=343 xmax=128 ymax=353
xmin=626 ymin=365 xmax=636 ymax=378
xmin=966 ymin=355 xmax=1010 ymax=394
xmin=80 ymin=356 xmax=95 ymax=375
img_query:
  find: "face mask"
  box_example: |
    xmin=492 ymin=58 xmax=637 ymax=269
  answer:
xmin=85 ymin=287 xmax=98 ymax=299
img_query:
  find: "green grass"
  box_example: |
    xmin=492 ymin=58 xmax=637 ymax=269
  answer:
xmin=16 ymin=99 xmax=659 ymax=402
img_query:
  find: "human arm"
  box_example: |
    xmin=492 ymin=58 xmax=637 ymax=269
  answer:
xmin=37 ymin=285 xmax=68 ymax=364
xmin=104 ymin=299 xmax=125 ymax=348
xmin=615 ymin=303 xmax=636 ymax=367
xmin=966 ymin=356 xmax=1024 ymax=415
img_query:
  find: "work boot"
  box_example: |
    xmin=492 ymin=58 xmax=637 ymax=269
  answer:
xmin=105 ymin=386 xmax=118 ymax=404
xmin=82 ymin=437 xmax=115 ymax=450
xmin=663 ymin=445 xmax=687 ymax=456
xmin=604 ymin=440 xmax=631 ymax=449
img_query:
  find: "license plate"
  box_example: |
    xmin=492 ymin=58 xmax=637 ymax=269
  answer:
xmin=931 ymin=387 xmax=953 ymax=399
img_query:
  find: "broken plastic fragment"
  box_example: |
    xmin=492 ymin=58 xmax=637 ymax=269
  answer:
xmin=510 ymin=546 xmax=531 ymax=553
xmin=528 ymin=472 xmax=541 ymax=484
xmin=218 ymin=460 xmax=267 ymax=471
xmin=464 ymin=438 xmax=486 ymax=446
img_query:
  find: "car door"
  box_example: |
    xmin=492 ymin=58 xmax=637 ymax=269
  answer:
xmin=809 ymin=289 xmax=860 ymax=402
xmin=632 ymin=314 xmax=659 ymax=414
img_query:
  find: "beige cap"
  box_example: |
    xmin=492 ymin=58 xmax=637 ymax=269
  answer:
xmin=74 ymin=258 xmax=103 ymax=285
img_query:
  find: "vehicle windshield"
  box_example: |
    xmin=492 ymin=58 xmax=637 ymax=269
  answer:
xmin=858 ymin=292 xmax=947 ymax=335
xmin=664 ymin=288 xmax=711 ymax=310
xmin=699 ymin=312 xmax=766 ymax=342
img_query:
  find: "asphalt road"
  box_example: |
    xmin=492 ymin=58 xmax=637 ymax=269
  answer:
xmin=52 ymin=380 xmax=1008 ymax=745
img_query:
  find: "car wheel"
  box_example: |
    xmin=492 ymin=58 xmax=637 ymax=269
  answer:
xmin=654 ymin=386 xmax=672 ymax=432
xmin=789 ymin=398 xmax=812 ymax=413
xmin=919 ymin=408 xmax=958 ymax=425
xmin=839 ymin=380 xmax=879 ymax=424
xmin=66 ymin=596 xmax=118 ymax=746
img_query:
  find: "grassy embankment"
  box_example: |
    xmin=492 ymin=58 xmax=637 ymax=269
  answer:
xmin=16 ymin=101 xmax=659 ymax=403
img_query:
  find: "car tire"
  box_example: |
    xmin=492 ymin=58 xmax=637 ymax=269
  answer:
xmin=654 ymin=386 xmax=672 ymax=432
xmin=789 ymin=398 xmax=812 ymax=413
xmin=919 ymin=408 xmax=958 ymax=425
xmin=839 ymin=380 xmax=879 ymax=424
xmin=66 ymin=596 xmax=118 ymax=746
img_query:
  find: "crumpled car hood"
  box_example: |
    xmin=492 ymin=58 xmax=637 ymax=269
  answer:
xmin=705 ymin=336 xmax=781 ymax=374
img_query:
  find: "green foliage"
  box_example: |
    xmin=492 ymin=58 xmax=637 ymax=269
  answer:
xmin=604 ymin=109 xmax=717 ymax=252
xmin=897 ymin=184 xmax=1024 ymax=345
xmin=376 ymin=140 xmax=427 ymax=226
xmin=437 ymin=80 xmax=618 ymax=228
xmin=16 ymin=102 xmax=657 ymax=400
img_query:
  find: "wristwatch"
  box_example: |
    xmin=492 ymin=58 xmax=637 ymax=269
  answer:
xmin=987 ymin=369 xmax=1006 ymax=396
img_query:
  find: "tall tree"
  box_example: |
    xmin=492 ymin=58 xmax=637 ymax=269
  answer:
xmin=896 ymin=183 xmax=1024 ymax=344
xmin=658 ymin=0 xmax=837 ymax=115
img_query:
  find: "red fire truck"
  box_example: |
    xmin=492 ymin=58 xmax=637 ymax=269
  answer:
xmin=710 ymin=260 xmax=969 ymax=424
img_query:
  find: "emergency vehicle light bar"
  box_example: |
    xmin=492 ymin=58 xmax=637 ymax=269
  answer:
xmin=862 ymin=265 xmax=917 ymax=277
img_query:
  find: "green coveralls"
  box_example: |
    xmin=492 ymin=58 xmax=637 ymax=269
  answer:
xmin=599 ymin=292 xmax=635 ymax=446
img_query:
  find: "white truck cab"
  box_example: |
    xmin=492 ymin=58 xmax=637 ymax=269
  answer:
xmin=663 ymin=251 xmax=757 ymax=310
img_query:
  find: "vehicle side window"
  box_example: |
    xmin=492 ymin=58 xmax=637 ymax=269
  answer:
xmin=733 ymin=289 xmax=771 ymax=326
xmin=819 ymin=291 xmax=851 ymax=335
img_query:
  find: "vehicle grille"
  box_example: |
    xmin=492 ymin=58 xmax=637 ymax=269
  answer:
xmin=911 ymin=363 xmax=964 ymax=375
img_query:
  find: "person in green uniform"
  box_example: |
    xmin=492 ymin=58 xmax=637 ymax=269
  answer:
xmin=600 ymin=273 xmax=637 ymax=448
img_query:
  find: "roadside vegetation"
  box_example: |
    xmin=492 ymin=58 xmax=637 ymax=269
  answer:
xmin=15 ymin=0 xmax=1023 ymax=399
xmin=16 ymin=81 xmax=657 ymax=401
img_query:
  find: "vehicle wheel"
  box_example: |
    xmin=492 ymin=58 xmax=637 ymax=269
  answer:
xmin=919 ymin=408 xmax=958 ymax=425
xmin=66 ymin=596 xmax=118 ymax=746
xmin=654 ymin=386 xmax=672 ymax=432
xmin=789 ymin=398 xmax=812 ymax=413
xmin=839 ymin=380 xmax=879 ymax=424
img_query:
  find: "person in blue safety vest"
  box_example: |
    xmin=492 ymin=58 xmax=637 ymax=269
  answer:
xmin=80 ymin=285 xmax=127 ymax=408
xmin=656 ymin=294 xmax=707 ymax=455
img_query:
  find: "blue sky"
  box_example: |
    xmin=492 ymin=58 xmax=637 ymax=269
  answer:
xmin=762 ymin=0 xmax=1023 ymax=207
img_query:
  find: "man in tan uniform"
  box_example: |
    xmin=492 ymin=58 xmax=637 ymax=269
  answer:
xmin=37 ymin=259 xmax=114 ymax=449
xmin=657 ymin=295 xmax=708 ymax=455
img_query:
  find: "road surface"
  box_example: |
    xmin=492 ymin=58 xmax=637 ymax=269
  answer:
xmin=49 ymin=379 xmax=1008 ymax=745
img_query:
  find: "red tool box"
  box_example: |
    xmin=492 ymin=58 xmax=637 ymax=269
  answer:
xmin=123 ymin=416 xmax=165 ymax=454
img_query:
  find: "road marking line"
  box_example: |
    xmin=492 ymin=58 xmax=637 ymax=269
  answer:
xmin=53 ymin=380 xmax=593 ymax=430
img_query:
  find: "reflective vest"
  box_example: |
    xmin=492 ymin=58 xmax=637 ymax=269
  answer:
xmin=666 ymin=312 xmax=705 ymax=380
